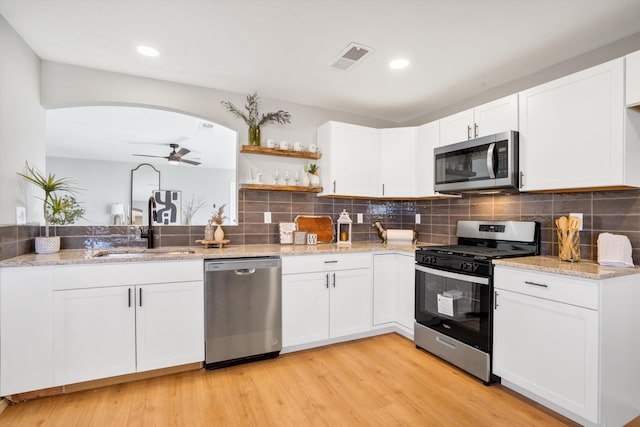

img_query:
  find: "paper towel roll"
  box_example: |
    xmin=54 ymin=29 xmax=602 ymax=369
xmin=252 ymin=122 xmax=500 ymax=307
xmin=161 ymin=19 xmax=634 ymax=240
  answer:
xmin=386 ymin=229 xmax=414 ymax=243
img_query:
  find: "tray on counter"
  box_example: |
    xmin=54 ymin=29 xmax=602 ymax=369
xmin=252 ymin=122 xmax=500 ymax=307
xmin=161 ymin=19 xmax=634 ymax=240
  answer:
xmin=294 ymin=215 xmax=334 ymax=243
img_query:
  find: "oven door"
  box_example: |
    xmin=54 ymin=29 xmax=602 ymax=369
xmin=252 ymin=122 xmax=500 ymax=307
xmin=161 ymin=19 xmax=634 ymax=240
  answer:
xmin=415 ymin=264 xmax=492 ymax=352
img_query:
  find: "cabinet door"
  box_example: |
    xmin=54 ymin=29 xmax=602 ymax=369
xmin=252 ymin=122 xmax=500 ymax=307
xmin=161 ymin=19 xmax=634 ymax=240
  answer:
xmin=395 ymin=254 xmax=415 ymax=330
xmin=474 ymin=94 xmax=518 ymax=137
xmin=282 ymin=272 xmax=330 ymax=346
xmin=627 ymin=50 xmax=640 ymax=107
xmin=379 ymin=127 xmax=416 ymax=197
xmin=372 ymin=254 xmax=397 ymax=325
xmin=54 ymin=286 xmax=136 ymax=385
xmin=136 ymin=281 xmax=204 ymax=372
xmin=415 ymin=121 xmax=439 ymax=197
xmin=318 ymin=121 xmax=381 ymax=196
xmin=439 ymin=108 xmax=474 ymax=146
xmin=330 ymin=268 xmax=372 ymax=338
xmin=0 ymin=267 xmax=55 ymax=395
xmin=519 ymin=58 xmax=624 ymax=191
xmin=493 ymin=288 xmax=599 ymax=422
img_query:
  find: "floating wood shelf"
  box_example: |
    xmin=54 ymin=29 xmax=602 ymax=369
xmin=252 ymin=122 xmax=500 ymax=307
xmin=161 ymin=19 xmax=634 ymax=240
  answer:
xmin=240 ymin=184 xmax=323 ymax=193
xmin=240 ymin=145 xmax=322 ymax=160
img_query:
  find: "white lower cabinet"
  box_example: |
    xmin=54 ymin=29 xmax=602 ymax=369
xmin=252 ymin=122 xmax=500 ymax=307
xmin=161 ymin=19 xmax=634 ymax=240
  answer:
xmin=54 ymin=280 xmax=203 ymax=384
xmin=0 ymin=260 xmax=203 ymax=395
xmin=282 ymin=254 xmax=372 ymax=348
xmin=493 ymin=265 xmax=640 ymax=426
xmin=372 ymin=253 xmax=414 ymax=331
xmin=0 ymin=266 xmax=56 ymax=396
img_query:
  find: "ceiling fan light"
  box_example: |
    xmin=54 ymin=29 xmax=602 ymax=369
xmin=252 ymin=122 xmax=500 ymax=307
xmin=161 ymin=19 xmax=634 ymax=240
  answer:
xmin=168 ymin=158 xmax=179 ymax=165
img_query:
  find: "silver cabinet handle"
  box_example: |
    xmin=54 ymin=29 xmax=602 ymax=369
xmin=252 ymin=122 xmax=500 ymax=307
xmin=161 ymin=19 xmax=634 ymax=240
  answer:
xmin=519 ymin=171 xmax=524 ymax=188
xmin=474 ymin=123 xmax=479 ymax=138
xmin=332 ymin=273 xmax=336 ymax=288
xmin=494 ymin=291 xmax=499 ymax=309
xmin=333 ymin=180 xmax=336 ymax=193
xmin=324 ymin=260 xmax=338 ymax=264
xmin=325 ymin=274 xmax=329 ymax=288
xmin=467 ymin=125 xmax=472 ymax=140
xmin=382 ymin=183 xmax=385 ymax=196
xmin=525 ymin=281 xmax=548 ymax=288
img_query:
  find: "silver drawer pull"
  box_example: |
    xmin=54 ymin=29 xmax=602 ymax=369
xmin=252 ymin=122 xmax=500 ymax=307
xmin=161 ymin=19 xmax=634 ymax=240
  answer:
xmin=436 ymin=336 xmax=456 ymax=349
xmin=525 ymin=281 xmax=548 ymax=288
xmin=324 ymin=260 xmax=338 ymax=264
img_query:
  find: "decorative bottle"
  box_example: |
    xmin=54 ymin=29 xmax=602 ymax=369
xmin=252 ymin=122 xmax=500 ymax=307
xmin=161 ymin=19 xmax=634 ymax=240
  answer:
xmin=204 ymin=220 xmax=214 ymax=241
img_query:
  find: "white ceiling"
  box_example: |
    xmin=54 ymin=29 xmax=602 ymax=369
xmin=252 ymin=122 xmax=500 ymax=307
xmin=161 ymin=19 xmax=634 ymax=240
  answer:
xmin=1 ymin=0 xmax=640 ymax=123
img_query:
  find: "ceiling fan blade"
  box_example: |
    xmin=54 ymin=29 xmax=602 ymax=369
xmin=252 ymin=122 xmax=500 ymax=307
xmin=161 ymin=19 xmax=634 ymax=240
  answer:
xmin=180 ymin=158 xmax=201 ymax=166
xmin=175 ymin=148 xmax=190 ymax=158
xmin=133 ymin=154 xmax=169 ymax=159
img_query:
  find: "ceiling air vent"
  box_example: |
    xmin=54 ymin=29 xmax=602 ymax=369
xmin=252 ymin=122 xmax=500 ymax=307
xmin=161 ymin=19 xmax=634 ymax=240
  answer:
xmin=329 ymin=42 xmax=374 ymax=71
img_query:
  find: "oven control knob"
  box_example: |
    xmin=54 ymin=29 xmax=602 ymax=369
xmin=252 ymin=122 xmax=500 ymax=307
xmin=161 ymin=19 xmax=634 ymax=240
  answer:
xmin=461 ymin=262 xmax=477 ymax=272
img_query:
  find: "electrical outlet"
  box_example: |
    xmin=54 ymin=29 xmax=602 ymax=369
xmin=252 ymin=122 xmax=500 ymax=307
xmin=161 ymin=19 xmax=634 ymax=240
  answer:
xmin=569 ymin=212 xmax=583 ymax=230
xmin=415 ymin=214 xmax=421 ymax=224
xmin=357 ymin=213 xmax=363 ymax=224
xmin=264 ymin=212 xmax=272 ymax=223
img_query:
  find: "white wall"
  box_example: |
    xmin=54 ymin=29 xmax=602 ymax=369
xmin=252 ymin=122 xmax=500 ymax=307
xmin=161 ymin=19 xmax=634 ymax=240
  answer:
xmin=39 ymin=61 xmax=395 ymax=191
xmin=0 ymin=16 xmax=46 ymax=225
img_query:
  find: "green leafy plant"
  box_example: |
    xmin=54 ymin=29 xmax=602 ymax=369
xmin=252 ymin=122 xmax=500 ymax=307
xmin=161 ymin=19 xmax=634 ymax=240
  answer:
xmin=211 ymin=203 xmax=227 ymax=225
xmin=17 ymin=162 xmax=83 ymax=237
xmin=221 ymin=92 xmax=291 ymax=126
xmin=306 ymin=163 xmax=319 ymax=175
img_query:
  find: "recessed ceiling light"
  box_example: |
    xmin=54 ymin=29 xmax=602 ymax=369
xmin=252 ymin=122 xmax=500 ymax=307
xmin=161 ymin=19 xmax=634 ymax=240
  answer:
xmin=137 ymin=45 xmax=159 ymax=57
xmin=389 ymin=58 xmax=409 ymax=70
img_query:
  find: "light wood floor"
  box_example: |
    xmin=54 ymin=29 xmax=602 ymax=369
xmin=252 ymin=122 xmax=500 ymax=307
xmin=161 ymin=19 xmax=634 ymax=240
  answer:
xmin=0 ymin=333 xmax=579 ymax=426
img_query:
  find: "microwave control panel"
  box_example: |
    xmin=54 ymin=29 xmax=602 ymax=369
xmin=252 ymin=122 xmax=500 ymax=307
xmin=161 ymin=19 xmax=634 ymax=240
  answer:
xmin=496 ymin=140 xmax=509 ymax=178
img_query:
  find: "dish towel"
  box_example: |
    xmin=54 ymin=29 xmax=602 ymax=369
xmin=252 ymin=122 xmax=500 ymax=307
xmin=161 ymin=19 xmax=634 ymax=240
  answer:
xmin=597 ymin=233 xmax=634 ymax=267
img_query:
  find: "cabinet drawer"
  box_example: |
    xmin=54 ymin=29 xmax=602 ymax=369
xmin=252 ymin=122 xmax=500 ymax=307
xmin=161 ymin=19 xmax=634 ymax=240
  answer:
xmin=494 ymin=266 xmax=598 ymax=310
xmin=282 ymin=253 xmax=371 ymax=275
xmin=53 ymin=260 xmax=203 ymax=290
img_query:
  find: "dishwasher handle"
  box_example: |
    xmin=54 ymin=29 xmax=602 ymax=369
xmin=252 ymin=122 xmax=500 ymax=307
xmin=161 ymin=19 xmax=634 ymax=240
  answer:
xmin=234 ymin=268 xmax=256 ymax=275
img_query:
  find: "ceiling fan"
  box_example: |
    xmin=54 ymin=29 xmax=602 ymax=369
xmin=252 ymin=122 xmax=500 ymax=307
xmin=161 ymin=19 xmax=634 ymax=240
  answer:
xmin=133 ymin=143 xmax=201 ymax=166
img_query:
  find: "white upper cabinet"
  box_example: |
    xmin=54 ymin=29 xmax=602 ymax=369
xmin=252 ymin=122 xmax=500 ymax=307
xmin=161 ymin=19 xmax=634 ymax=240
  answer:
xmin=519 ymin=57 xmax=640 ymax=192
xmin=379 ymin=127 xmax=417 ymax=197
xmin=439 ymin=95 xmax=518 ymax=146
xmin=317 ymin=121 xmax=381 ymax=197
xmin=626 ymin=50 xmax=640 ymax=107
xmin=415 ymin=120 xmax=440 ymax=197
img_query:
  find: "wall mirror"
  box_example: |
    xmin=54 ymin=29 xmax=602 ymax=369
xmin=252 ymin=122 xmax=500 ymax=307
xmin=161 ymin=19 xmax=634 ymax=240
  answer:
xmin=46 ymin=105 xmax=238 ymax=226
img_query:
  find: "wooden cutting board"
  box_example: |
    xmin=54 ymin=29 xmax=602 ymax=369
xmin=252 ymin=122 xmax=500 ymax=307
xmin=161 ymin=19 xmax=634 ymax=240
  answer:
xmin=294 ymin=215 xmax=334 ymax=243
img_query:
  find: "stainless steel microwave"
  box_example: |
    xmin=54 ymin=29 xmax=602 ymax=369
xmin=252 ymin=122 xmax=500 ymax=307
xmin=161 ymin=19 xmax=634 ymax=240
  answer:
xmin=434 ymin=131 xmax=519 ymax=193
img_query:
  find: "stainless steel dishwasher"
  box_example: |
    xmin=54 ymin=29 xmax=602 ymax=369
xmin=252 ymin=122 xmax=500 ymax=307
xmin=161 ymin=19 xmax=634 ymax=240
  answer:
xmin=204 ymin=257 xmax=282 ymax=369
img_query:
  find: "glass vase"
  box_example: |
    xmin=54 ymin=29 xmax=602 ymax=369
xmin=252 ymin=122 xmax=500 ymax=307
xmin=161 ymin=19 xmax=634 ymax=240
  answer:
xmin=249 ymin=125 xmax=261 ymax=146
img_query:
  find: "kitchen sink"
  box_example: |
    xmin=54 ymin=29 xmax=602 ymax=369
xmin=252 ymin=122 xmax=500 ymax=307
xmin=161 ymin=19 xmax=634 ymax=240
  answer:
xmin=92 ymin=249 xmax=196 ymax=258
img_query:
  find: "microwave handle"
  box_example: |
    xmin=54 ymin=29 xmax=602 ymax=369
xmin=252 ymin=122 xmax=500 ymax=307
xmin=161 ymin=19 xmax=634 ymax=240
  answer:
xmin=486 ymin=142 xmax=496 ymax=179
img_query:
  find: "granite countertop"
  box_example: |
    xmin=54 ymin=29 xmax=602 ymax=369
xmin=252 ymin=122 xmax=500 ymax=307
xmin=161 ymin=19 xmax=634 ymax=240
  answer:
xmin=0 ymin=241 xmax=422 ymax=267
xmin=493 ymin=255 xmax=640 ymax=280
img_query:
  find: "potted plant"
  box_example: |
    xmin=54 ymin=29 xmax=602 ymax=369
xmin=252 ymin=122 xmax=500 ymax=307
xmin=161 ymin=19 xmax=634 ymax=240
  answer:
xmin=211 ymin=203 xmax=227 ymax=241
xmin=17 ymin=162 xmax=84 ymax=254
xmin=221 ymin=92 xmax=291 ymax=146
xmin=306 ymin=163 xmax=320 ymax=187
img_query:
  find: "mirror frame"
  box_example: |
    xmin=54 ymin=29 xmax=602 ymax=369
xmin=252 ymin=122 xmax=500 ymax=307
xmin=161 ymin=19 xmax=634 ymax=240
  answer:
xmin=130 ymin=163 xmax=161 ymax=226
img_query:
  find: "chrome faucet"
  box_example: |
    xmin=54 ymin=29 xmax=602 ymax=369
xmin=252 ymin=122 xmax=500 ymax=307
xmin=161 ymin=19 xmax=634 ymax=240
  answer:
xmin=140 ymin=196 xmax=157 ymax=248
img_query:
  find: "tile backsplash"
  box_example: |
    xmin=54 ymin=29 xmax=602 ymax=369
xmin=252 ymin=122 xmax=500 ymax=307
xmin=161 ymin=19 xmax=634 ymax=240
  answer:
xmin=2 ymin=188 xmax=640 ymax=263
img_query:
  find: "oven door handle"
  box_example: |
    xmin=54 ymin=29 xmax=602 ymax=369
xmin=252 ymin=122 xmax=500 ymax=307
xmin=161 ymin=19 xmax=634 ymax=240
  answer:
xmin=415 ymin=265 xmax=489 ymax=286
xmin=486 ymin=142 xmax=496 ymax=179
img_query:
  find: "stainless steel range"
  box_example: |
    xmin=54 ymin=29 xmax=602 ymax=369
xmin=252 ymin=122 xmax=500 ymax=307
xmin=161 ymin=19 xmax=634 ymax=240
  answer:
xmin=414 ymin=220 xmax=540 ymax=384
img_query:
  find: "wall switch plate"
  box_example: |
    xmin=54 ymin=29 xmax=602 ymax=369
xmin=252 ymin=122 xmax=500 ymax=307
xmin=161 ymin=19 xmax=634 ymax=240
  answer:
xmin=357 ymin=213 xmax=363 ymax=224
xmin=569 ymin=212 xmax=583 ymax=230
xmin=16 ymin=207 xmax=26 ymax=225
xmin=415 ymin=214 xmax=421 ymax=224
xmin=264 ymin=212 xmax=272 ymax=223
